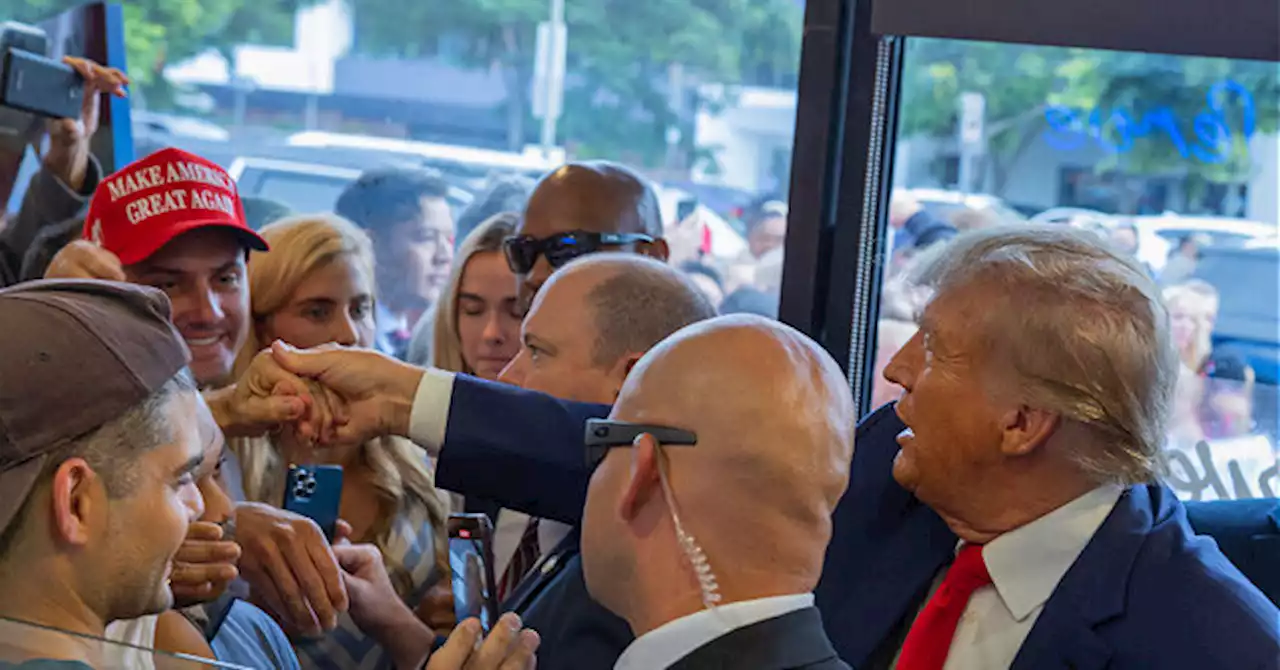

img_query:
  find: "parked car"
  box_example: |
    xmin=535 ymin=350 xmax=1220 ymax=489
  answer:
xmin=1130 ymin=214 xmax=1276 ymax=273
xmin=905 ymin=188 xmax=1028 ymax=227
xmin=227 ymin=156 xmax=474 ymax=217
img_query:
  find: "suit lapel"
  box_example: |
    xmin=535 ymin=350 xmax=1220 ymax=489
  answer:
xmin=1010 ymin=485 xmax=1170 ymax=670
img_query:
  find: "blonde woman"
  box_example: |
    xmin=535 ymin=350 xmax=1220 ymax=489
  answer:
xmin=421 ymin=212 xmax=566 ymax=593
xmin=1165 ymin=279 xmax=1220 ymax=373
xmin=230 ymin=213 xmax=448 ymax=670
xmin=408 ymin=212 xmax=522 ymax=378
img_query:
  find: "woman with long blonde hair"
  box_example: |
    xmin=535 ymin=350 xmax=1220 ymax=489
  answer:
xmin=423 ymin=211 xmax=572 ymax=599
xmin=407 ymin=212 xmax=523 ymax=377
xmin=230 ymin=212 xmax=447 ymax=670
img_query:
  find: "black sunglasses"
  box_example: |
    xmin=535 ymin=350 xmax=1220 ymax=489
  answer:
xmin=584 ymin=419 xmax=697 ymax=467
xmin=503 ymin=231 xmax=654 ymax=275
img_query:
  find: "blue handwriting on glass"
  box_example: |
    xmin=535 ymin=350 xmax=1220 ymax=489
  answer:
xmin=1043 ymin=81 xmax=1256 ymax=164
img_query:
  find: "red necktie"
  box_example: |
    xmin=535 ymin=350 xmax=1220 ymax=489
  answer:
xmin=896 ymin=543 xmax=992 ymax=670
xmin=497 ymin=517 xmax=541 ymax=602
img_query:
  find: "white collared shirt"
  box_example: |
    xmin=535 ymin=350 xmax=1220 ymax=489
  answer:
xmin=409 ymin=370 xmax=572 ymax=574
xmin=615 ymin=594 xmax=815 ymax=670
xmin=408 ymin=368 xmax=456 ymax=453
xmin=893 ymin=485 xmax=1123 ymax=670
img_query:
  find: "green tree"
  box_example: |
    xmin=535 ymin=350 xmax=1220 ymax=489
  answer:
xmin=348 ymin=0 xmax=804 ymax=166
xmin=900 ymin=39 xmax=1280 ymax=207
xmin=8 ymin=0 xmax=308 ymax=98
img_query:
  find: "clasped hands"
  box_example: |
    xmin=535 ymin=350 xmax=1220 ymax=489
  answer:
xmin=214 ymin=341 xmax=422 ymax=450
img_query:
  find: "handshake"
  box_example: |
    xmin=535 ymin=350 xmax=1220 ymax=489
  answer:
xmin=205 ymin=343 xmax=541 ymax=670
xmin=208 ymin=341 xmax=425 ymax=449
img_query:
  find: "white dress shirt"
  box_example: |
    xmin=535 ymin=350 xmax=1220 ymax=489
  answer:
xmin=408 ymin=369 xmax=572 ymax=573
xmin=893 ymin=485 xmax=1123 ymax=670
xmin=615 ymin=594 xmax=815 ymax=670
xmin=408 ymin=368 xmax=456 ymax=454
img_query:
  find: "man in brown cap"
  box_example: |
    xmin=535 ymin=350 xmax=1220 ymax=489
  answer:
xmin=0 ymin=279 xmax=204 ymax=665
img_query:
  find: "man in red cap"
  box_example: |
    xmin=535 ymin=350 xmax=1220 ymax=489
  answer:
xmin=48 ymin=147 xmax=268 ymax=388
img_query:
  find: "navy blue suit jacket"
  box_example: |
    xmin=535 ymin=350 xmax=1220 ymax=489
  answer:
xmin=434 ymin=376 xmax=1280 ymax=669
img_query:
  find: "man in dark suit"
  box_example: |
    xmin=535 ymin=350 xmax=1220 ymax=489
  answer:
xmin=579 ymin=314 xmax=852 ymax=669
xmin=272 ymin=225 xmax=1280 ymax=668
xmin=493 ymin=252 xmax=716 ymax=666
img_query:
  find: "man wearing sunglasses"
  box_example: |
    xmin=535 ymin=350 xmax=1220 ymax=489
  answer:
xmin=503 ymin=161 xmax=668 ymax=313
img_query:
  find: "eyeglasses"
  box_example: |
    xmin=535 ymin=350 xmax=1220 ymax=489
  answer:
xmin=503 ymin=231 xmax=654 ymax=275
xmin=583 ymin=418 xmax=697 ymax=467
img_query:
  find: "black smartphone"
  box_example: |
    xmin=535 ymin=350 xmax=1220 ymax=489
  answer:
xmin=447 ymin=513 xmax=498 ymax=633
xmin=283 ymin=465 xmax=343 ymax=542
xmin=676 ymin=196 xmax=699 ymax=223
xmin=1 ymin=49 xmax=81 ymax=120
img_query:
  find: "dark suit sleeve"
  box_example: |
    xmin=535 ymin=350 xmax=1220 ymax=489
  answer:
xmin=434 ymin=375 xmax=610 ymax=525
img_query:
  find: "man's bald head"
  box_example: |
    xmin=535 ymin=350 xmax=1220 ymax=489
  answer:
xmin=524 ymin=161 xmax=663 ymax=238
xmin=581 ymin=315 xmax=855 ymax=629
xmin=513 ymin=162 xmax=670 ymax=310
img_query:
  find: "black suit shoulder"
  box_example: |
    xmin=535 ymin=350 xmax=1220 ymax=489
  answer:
xmin=670 ymin=607 xmax=849 ymax=670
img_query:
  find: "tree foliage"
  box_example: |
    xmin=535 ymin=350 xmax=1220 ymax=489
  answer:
xmin=349 ymin=0 xmax=804 ymax=165
xmin=900 ymin=39 xmax=1280 ymax=195
xmin=8 ymin=0 xmax=309 ymax=89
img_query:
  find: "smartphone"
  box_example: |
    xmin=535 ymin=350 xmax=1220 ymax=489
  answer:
xmin=283 ymin=465 xmax=343 ymax=542
xmin=447 ymin=513 xmax=498 ymax=633
xmin=1 ymin=49 xmax=82 ymax=119
xmin=676 ymin=196 xmax=699 ymax=223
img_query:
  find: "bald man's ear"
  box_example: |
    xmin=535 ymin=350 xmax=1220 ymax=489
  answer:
xmin=608 ymin=353 xmax=645 ymax=400
xmin=618 ymin=434 xmax=663 ymax=523
xmin=643 ymin=238 xmax=670 ymax=263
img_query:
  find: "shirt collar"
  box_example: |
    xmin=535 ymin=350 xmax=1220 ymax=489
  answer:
xmin=614 ymin=594 xmax=814 ymax=670
xmin=980 ymin=485 xmax=1123 ymax=621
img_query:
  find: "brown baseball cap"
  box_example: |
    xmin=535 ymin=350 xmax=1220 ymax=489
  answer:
xmin=0 ymin=279 xmax=191 ymax=538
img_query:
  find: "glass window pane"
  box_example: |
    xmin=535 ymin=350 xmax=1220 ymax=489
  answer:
xmin=121 ymin=0 xmax=807 ymax=359
xmin=879 ymin=37 xmax=1279 ymax=501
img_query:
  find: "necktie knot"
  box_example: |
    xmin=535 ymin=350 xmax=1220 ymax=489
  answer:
xmin=945 ymin=543 xmax=991 ymax=594
xmin=895 ymin=543 xmax=992 ymax=670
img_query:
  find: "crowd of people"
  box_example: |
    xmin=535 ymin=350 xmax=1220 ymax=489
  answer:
xmin=0 ymin=57 xmax=1277 ymax=670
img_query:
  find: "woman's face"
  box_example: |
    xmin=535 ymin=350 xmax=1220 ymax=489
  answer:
xmin=1168 ymin=295 xmax=1217 ymax=359
xmin=456 ymin=251 xmax=521 ymax=380
xmin=260 ymin=254 xmax=377 ymax=350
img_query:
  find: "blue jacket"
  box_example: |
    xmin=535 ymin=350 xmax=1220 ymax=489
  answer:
xmin=434 ymin=377 xmax=1280 ymax=668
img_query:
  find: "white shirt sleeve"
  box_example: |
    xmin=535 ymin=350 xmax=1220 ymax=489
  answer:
xmin=408 ymin=368 xmax=457 ymax=458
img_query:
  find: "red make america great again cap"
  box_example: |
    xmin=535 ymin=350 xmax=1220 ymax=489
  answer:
xmin=84 ymin=147 xmax=269 ymax=265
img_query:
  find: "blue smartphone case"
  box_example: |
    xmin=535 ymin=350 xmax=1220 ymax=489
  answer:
xmin=283 ymin=464 xmax=343 ymax=542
